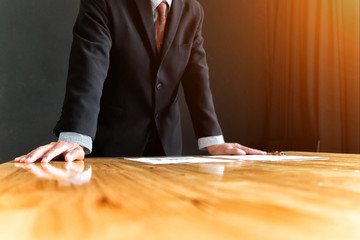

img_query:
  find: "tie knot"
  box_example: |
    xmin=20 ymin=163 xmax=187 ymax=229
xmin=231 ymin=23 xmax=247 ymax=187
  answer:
xmin=157 ymin=2 xmax=167 ymax=17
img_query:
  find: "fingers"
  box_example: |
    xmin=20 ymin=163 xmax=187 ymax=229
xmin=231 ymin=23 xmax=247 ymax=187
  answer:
xmin=40 ymin=142 xmax=69 ymax=163
xmin=41 ymin=142 xmax=84 ymax=163
xmin=224 ymin=147 xmax=246 ymax=155
xmin=244 ymin=147 xmax=267 ymax=155
xmin=207 ymin=143 xmax=246 ymax=155
xmin=207 ymin=143 xmax=266 ymax=156
xmin=235 ymin=143 xmax=267 ymax=155
xmin=14 ymin=142 xmax=85 ymax=163
xmin=14 ymin=155 xmax=26 ymax=162
xmin=15 ymin=143 xmax=56 ymax=163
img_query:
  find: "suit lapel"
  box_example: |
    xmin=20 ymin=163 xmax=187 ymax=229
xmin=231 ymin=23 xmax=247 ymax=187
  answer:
xmin=160 ymin=0 xmax=184 ymax=60
xmin=134 ymin=0 xmax=157 ymax=56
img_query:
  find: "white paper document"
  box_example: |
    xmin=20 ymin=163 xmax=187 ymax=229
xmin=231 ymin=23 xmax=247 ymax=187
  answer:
xmin=124 ymin=157 xmax=234 ymax=164
xmin=205 ymin=155 xmax=329 ymax=161
xmin=124 ymin=155 xmax=329 ymax=165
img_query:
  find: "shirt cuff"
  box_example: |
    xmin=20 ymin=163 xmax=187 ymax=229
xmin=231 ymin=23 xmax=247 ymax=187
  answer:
xmin=198 ymin=135 xmax=225 ymax=150
xmin=58 ymin=132 xmax=93 ymax=155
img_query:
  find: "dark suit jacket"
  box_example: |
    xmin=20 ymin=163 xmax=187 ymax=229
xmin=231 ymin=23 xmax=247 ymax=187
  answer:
xmin=53 ymin=0 xmax=222 ymax=157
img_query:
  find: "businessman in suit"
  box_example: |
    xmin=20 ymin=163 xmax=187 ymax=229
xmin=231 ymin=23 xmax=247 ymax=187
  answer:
xmin=15 ymin=0 xmax=265 ymax=163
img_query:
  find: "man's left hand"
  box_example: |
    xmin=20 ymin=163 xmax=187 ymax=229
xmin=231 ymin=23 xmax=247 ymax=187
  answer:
xmin=207 ymin=143 xmax=266 ymax=155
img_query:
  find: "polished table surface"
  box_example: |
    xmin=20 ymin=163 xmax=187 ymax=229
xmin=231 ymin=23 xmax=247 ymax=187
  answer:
xmin=1 ymin=152 xmax=360 ymax=240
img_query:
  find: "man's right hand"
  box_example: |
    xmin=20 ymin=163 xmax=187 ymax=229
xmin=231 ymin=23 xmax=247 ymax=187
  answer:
xmin=14 ymin=141 xmax=85 ymax=163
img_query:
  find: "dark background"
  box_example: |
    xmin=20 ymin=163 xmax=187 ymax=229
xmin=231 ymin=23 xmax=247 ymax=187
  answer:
xmin=0 ymin=0 xmax=268 ymax=163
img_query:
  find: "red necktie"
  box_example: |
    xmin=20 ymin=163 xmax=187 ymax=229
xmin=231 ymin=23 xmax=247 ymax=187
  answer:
xmin=155 ymin=2 xmax=167 ymax=54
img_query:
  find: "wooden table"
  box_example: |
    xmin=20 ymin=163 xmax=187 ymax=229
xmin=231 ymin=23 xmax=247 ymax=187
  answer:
xmin=1 ymin=152 xmax=360 ymax=240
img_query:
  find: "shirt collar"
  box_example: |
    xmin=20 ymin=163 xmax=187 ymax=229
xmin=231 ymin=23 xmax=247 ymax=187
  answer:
xmin=151 ymin=0 xmax=172 ymax=12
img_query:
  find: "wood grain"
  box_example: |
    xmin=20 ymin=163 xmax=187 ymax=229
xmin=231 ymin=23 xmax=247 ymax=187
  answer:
xmin=1 ymin=152 xmax=360 ymax=240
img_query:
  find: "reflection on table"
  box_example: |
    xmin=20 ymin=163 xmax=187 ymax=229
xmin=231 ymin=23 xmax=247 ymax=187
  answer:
xmin=1 ymin=152 xmax=360 ymax=240
xmin=14 ymin=161 xmax=91 ymax=186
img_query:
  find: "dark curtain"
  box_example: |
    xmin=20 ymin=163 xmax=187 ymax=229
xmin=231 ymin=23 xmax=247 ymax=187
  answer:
xmin=264 ymin=0 xmax=359 ymax=152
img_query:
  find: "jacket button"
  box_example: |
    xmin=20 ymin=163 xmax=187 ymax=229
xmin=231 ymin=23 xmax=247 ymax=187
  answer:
xmin=156 ymin=83 xmax=163 ymax=90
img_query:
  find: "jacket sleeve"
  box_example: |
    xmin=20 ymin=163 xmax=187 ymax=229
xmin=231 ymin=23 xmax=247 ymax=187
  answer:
xmin=53 ymin=0 xmax=111 ymax=139
xmin=181 ymin=5 xmax=223 ymax=139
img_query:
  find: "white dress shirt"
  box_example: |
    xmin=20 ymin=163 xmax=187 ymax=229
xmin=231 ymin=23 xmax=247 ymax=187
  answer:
xmin=59 ymin=0 xmax=225 ymax=154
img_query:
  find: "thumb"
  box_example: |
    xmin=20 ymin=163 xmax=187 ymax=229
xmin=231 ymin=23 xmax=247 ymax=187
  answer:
xmin=64 ymin=148 xmax=85 ymax=162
